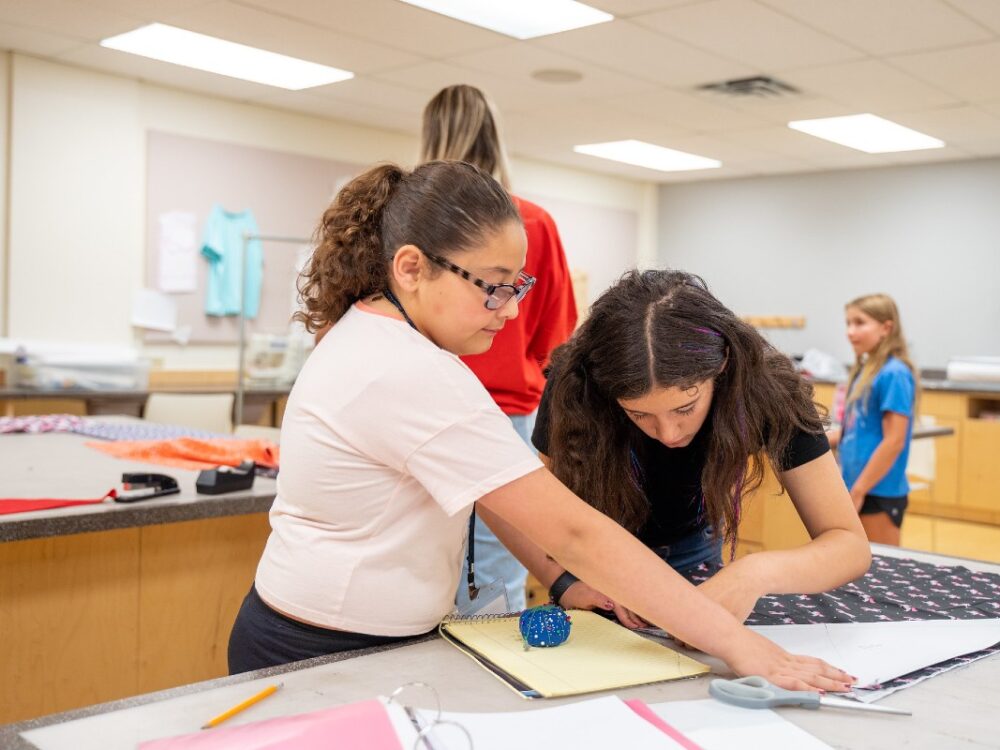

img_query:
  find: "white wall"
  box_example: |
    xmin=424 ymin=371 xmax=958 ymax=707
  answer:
xmin=5 ymin=54 xmax=654 ymax=369
xmin=0 ymin=52 xmax=9 ymax=337
xmin=657 ymin=159 xmax=1000 ymax=368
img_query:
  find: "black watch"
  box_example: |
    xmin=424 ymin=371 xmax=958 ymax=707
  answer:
xmin=548 ymin=571 xmax=580 ymax=606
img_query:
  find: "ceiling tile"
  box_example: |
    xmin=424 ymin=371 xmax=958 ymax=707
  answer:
xmin=254 ymin=89 xmax=418 ymax=135
xmin=634 ymin=0 xmax=865 ymax=70
xmin=0 ymin=22 xmax=85 ymax=56
xmin=535 ymin=19 xmax=755 ymax=87
xmin=717 ymin=124 xmax=891 ymax=161
xmin=783 ymin=59 xmax=959 ymax=111
xmin=946 ymin=0 xmax=1000 ymax=35
xmin=890 ymin=41 xmax=1000 ymax=102
xmin=161 ymin=1 xmax=423 ymax=74
xmin=373 ymin=60 xmax=573 ymax=113
xmin=78 ymin=0 xmax=213 ymax=21
xmin=449 ymin=42 xmax=651 ymax=100
xmin=610 ymin=87 xmax=770 ymax=132
xmin=235 ymin=0 xmax=510 ymax=58
xmin=308 ymin=76 xmax=430 ymax=113
xmin=0 ymin=0 xmax=145 ymax=42
xmin=881 ymin=145 xmax=975 ymax=164
xmin=759 ymin=0 xmax=993 ymax=55
xmin=587 ymin=0 xmax=699 ymax=17
xmin=705 ymin=90 xmax=857 ymax=125
xmin=888 ymin=105 xmax=1000 ymax=146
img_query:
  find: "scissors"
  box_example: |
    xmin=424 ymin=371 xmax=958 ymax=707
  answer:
xmin=709 ymin=676 xmax=911 ymax=716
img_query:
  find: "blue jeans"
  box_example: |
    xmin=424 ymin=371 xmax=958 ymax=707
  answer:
xmin=455 ymin=411 xmax=535 ymax=612
xmin=652 ymin=526 xmax=723 ymax=573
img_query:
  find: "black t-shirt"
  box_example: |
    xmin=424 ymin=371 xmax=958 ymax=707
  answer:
xmin=531 ymin=374 xmax=830 ymax=548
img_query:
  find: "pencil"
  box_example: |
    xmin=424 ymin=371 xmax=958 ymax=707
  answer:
xmin=201 ymin=683 xmax=282 ymax=729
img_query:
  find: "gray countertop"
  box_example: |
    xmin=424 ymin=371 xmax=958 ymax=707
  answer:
xmin=4 ymin=546 xmax=998 ymax=750
xmin=0 ymin=429 xmax=276 ymax=542
xmin=809 ymin=375 xmax=1000 ymax=395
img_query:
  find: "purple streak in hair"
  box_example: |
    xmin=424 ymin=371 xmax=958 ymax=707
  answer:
xmin=693 ymin=326 xmax=722 ymax=337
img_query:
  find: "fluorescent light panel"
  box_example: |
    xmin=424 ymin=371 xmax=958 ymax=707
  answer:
xmin=788 ymin=114 xmax=944 ymax=153
xmin=100 ymin=23 xmax=353 ymax=90
xmin=399 ymin=0 xmax=612 ymax=39
xmin=574 ymin=140 xmax=721 ymax=172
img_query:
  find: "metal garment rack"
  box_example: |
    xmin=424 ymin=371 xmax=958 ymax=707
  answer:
xmin=235 ymin=232 xmax=311 ymax=428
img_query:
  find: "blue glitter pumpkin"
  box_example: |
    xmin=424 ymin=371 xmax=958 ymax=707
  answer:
xmin=518 ymin=605 xmax=572 ymax=648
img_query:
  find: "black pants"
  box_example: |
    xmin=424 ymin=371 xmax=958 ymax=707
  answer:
xmin=860 ymin=494 xmax=909 ymax=528
xmin=227 ymin=585 xmax=423 ymax=674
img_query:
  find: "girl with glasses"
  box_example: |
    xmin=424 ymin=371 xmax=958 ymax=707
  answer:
xmin=228 ymin=161 xmax=856 ymax=695
xmin=519 ymin=270 xmax=871 ymax=629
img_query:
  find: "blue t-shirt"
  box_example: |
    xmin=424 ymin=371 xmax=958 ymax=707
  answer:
xmin=201 ymin=204 xmax=263 ymax=319
xmin=839 ymin=356 xmax=915 ymax=498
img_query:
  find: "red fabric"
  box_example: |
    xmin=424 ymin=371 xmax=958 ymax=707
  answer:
xmin=624 ymin=699 xmax=705 ymax=750
xmin=86 ymin=438 xmax=279 ymax=471
xmin=461 ymin=195 xmax=578 ymax=415
xmin=0 ymin=489 xmax=116 ymax=515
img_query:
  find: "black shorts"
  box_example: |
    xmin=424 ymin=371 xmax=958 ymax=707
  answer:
xmin=860 ymin=494 xmax=908 ymax=528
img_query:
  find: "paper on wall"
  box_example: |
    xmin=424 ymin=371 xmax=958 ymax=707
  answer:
xmin=132 ymin=288 xmax=178 ymax=332
xmin=158 ymin=211 xmax=198 ymax=292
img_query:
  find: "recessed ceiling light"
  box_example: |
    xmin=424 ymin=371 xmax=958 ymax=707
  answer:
xmin=788 ymin=113 xmax=944 ymax=153
xmin=398 ymin=0 xmax=613 ymax=39
xmin=574 ymin=140 xmax=721 ymax=172
xmin=100 ymin=23 xmax=354 ymax=90
xmin=532 ymin=68 xmax=584 ymax=84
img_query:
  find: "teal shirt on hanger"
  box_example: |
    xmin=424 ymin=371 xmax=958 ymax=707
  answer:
xmin=201 ymin=204 xmax=263 ymax=319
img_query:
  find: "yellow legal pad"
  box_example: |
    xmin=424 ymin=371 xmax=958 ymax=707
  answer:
xmin=439 ymin=610 xmax=710 ymax=699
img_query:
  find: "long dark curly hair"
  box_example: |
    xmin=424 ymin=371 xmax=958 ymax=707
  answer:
xmin=545 ymin=270 xmax=824 ymax=551
xmin=294 ymin=160 xmax=520 ymax=332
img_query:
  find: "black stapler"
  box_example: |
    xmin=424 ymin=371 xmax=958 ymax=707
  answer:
xmin=115 ymin=473 xmax=181 ymax=503
xmin=196 ymin=460 xmax=256 ymax=495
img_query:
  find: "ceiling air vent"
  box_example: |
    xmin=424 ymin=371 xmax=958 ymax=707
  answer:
xmin=698 ymin=75 xmax=799 ymax=98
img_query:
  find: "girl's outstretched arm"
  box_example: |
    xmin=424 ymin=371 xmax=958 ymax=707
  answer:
xmin=478 ymin=467 xmax=857 ymax=693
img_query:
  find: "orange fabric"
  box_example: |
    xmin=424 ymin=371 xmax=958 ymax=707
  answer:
xmin=461 ymin=195 xmax=577 ymax=415
xmin=87 ymin=438 xmax=279 ymax=471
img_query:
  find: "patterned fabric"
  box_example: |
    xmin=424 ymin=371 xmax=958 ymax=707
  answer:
xmin=0 ymin=414 xmax=83 ymax=433
xmin=687 ymin=555 xmax=1000 ymax=700
xmin=73 ymin=420 xmax=226 ymax=441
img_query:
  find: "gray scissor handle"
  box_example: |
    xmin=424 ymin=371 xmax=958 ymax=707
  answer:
xmin=709 ymin=676 xmax=822 ymax=710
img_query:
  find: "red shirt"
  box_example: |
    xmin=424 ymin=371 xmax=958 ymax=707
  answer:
xmin=461 ymin=196 xmax=577 ymax=416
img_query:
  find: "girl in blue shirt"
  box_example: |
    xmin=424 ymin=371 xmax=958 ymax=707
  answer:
xmin=830 ymin=294 xmax=918 ymax=546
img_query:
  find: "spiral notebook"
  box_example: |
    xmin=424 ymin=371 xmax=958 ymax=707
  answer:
xmin=439 ymin=610 xmax=710 ymax=699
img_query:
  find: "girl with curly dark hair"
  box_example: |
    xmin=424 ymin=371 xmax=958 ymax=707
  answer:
xmin=520 ymin=270 xmax=870 ymax=627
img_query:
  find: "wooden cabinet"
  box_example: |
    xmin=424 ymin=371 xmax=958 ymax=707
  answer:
xmin=960 ymin=416 xmax=1000 ymax=514
xmin=0 ymin=514 xmax=271 ymax=724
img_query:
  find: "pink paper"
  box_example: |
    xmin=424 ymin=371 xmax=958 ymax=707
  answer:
xmin=140 ymin=698 xmax=404 ymax=750
xmin=625 ymin=699 xmax=705 ymax=750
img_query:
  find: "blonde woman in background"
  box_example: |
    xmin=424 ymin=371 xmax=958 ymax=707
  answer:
xmin=422 ymin=84 xmax=578 ymax=610
xmin=829 ymin=294 xmax=918 ymax=545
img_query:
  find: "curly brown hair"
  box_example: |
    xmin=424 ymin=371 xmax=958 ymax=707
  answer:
xmin=295 ymin=160 xmax=521 ymax=332
xmin=545 ymin=270 xmax=825 ymax=552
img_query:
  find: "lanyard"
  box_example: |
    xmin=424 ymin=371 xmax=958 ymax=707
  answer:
xmin=380 ymin=288 xmax=480 ymax=600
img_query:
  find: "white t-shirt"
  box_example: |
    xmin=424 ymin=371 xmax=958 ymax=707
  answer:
xmin=255 ymin=303 xmax=542 ymax=636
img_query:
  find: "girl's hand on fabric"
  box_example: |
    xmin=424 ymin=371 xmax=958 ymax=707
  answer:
xmin=726 ymin=631 xmax=857 ymax=694
xmin=556 ymin=580 xmax=614 ymax=613
xmin=696 ymin=564 xmax=763 ymax=624
xmin=610 ymin=602 xmax=650 ymax=629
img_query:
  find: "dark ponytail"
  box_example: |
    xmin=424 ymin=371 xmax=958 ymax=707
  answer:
xmin=295 ymin=160 xmax=520 ymax=332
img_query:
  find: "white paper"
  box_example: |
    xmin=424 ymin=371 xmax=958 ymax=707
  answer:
xmin=751 ymin=619 xmax=1000 ymax=689
xmin=652 ymin=699 xmax=832 ymax=750
xmin=416 ymin=696 xmax=690 ymax=750
xmin=157 ymin=210 xmax=198 ymax=292
xmin=131 ymin=288 xmax=178 ymax=332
